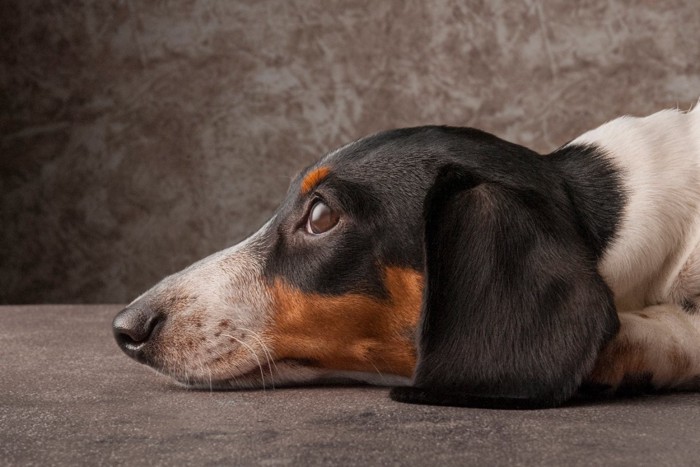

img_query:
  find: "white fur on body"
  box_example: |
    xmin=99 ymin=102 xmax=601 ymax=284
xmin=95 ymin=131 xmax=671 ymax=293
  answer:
xmin=571 ymin=106 xmax=700 ymax=389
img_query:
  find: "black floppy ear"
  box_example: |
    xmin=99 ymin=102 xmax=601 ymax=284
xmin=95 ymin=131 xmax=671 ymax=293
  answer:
xmin=390 ymin=165 xmax=619 ymax=409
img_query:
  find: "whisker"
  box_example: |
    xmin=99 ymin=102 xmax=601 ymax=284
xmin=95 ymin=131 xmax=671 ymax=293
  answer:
xmin=205 ymin=345 xmax=230 ymax=389
xmin=191 ymin=354 xmax=203 ymax=388
xmin=238 ymin=327 xmax=279 ymax=388
xmin=369 ymin=360 xmax=386 ymax=384
xmin=196 ymin=354 xmax=212 ymax=393
xmin=183 ymin=357 xmax=190 ymax=387
xmin=222 ymin=333 xmax=267 ymax=390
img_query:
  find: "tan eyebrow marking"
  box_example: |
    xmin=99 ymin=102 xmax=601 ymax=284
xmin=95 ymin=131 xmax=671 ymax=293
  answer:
xmin=301 ymin=167 xmax=331 ymax=194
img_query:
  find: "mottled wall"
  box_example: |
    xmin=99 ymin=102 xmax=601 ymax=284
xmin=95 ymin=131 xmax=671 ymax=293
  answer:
xmin=2 ymin=1 xmax=699 ymax=303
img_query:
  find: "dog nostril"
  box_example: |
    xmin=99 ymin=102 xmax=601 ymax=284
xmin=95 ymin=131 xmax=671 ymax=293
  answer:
xmin=112 ymin=305 xmax=164 ymax=359
xmin=114 ymin=315 xmax=160 ymax=343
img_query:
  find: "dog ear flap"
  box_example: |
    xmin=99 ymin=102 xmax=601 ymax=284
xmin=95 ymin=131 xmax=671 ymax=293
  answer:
xmin=390 ymin=165 xmax=619 ymax=409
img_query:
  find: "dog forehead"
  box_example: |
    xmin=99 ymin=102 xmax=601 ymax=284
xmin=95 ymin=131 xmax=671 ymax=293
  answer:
xmin=283 ymin=125 xmax=521 ymax=223
xmin=299 ymin=127 xmax=448 ymax=190
xmin=317 ymin=125 xmax=510 ymax=182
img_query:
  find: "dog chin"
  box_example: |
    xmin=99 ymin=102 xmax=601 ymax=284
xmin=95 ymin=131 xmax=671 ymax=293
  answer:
xmin=156 ymin=359 xmax=412 ymax=390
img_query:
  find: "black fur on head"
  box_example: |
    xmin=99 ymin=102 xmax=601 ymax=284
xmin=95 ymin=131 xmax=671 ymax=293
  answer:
xmin=265 ymin=125 xmax=622 ymax=408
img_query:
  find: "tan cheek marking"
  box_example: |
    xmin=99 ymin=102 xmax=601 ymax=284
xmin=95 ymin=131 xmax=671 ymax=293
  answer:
xmin=300 ymin=166 xmax=331 ymax=194
xmin=266 ymin=267 xmax=423 ymax=377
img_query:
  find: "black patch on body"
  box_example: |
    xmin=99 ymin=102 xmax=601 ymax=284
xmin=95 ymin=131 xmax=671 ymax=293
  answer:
xmin=549 ymin=144 xmax=626 ymax=257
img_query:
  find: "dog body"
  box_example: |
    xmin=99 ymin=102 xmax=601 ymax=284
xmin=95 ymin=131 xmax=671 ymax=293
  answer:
xmin=113 ymin=106 xmax=700 ymax=408
xmin=576 ymin=110 xmax=700 ymax=312
xmin=565 ymin=109 xmax=700 ymax=397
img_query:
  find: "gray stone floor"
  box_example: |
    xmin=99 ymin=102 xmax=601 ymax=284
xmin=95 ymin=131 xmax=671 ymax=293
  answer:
xmin=2 ymin=305 xmax=699 ymax=466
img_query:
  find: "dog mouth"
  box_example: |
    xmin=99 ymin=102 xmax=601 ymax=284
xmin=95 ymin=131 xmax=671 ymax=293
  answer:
xmin=170 ymin=358 xmax=320 ymax=390
xmin=236 ymin=358 xmax=316 ymax=379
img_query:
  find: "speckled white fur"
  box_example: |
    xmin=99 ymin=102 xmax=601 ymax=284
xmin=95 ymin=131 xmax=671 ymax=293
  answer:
xmin=139 ymin=220 xmax=276 ymax=387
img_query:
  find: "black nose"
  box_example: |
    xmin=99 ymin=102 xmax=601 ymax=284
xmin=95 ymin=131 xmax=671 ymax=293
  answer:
xmin=112 ymin=304 xmax=164 ymax=363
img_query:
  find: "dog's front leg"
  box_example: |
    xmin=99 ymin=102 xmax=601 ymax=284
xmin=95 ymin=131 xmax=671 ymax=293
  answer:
xmin=582 ymin=304 xmax=700 ymax=395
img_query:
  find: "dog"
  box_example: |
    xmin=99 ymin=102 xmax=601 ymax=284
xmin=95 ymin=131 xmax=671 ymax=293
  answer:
xmin=113 ymin=106 xmax=700 ymax=409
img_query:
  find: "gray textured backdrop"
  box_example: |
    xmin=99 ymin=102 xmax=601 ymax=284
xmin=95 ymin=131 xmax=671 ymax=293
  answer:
xmin=2 ymin=0 xmax=699 ymax=304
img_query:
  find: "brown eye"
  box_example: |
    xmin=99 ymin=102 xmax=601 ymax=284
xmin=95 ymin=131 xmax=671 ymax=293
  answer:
xmin=306 ymin=200 xmax=339 ymax=234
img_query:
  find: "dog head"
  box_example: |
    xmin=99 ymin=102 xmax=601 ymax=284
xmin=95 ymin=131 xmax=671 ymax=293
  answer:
xmin=113 ymin=126 xmax=619 ymax=407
